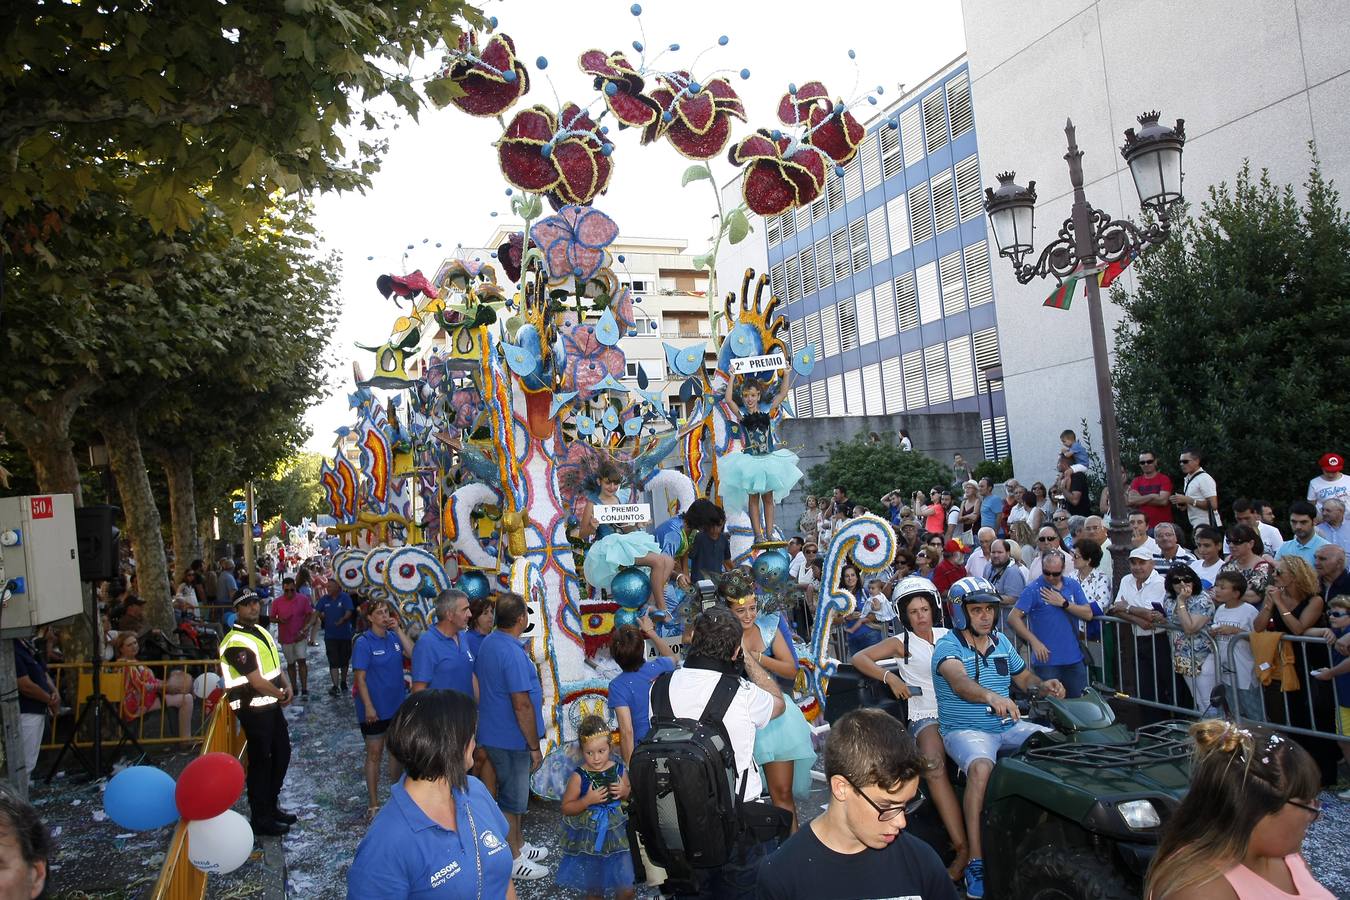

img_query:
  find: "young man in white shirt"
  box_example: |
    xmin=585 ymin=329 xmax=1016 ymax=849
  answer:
xmin=1171 ymin=448 xmax=1220 ymax=535
xmin=1108 ymin=547 xmax=1172 ymax=709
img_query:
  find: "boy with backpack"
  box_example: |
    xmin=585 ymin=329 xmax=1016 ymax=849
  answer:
xmin=629 ymin=607 xmax=788 ymax=898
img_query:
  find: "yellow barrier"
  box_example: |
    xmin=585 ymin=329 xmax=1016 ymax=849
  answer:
xmin=41 ymin=658 xmax=222 ymax=750
xmin=150 ymin=701 xmax=247 ymax=900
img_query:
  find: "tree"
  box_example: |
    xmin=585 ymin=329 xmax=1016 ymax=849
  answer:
xmin=1112 ymin=158 xmax=1350 ymax=517
xmin=254 ymin=452 xmax=326 ymax=529
xmin=807 ymin=434 xmax=953 ymax=515
xmin=1 ymin=0 xmax=482 ymax=231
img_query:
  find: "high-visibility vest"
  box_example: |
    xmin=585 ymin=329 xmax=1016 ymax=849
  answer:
xmin=219 ymin=624 xmax=284 ymax=710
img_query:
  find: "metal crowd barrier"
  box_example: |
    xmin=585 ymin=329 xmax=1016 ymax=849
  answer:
xmin=1224 ymin=631 xmax=1345 ymax=742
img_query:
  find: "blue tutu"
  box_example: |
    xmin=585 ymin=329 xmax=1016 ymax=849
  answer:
xmin=718 ymin=448 xmax=803 ymax=511
xmin=557 ymin=765 xmax=635 ymax=897
xmin=751 ymin=614 xmax=816 ymax=799
xmin=583 ymin=531 xmax=660 ymax=590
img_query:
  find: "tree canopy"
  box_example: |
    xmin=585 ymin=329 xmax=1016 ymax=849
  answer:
xmin=1112 ymin=158 xmax=1350 ymax=516
xmin=806 ymin=434 xmax=953 ymax=515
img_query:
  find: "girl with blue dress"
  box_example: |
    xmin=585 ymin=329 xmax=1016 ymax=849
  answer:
xmin=578 ymin=461 xmax=675 ymax=617
xmin=556 ymin=715 xmax=636 ymax=899
xmin=722 ymin=574 xmax=816 ymax=833
xmin=718 ymin=376 xmax=803 ymax=544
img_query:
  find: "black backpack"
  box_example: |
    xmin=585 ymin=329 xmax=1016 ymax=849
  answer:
xmin=629 ymin=671 xmax=745 ymax=871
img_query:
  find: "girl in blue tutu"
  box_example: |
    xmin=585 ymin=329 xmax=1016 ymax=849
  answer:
xmin=578 ymin=461 xmax=675 ymax=617
xmin=719 ymin=375 xmax=803 ymax=545
xmin=557 ymin=715 xmax=636 ymax=899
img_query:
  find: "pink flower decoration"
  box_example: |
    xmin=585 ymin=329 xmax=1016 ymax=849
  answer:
xmin=529 ymin=205 xmax=619 ymax=282
xmin=561 ymin=321 xmax=626 ymax=399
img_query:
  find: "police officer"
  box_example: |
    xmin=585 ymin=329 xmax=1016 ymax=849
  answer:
xmin=220 ymin=591 xmax=296 ymax=836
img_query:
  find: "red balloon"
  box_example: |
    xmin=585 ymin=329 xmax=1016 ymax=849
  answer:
xmin=175 ymin=752 xmax=246 ymax=821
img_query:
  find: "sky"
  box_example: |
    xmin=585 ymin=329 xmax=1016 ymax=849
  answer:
xmin=304 ymin=0 xmax=968 ymax=454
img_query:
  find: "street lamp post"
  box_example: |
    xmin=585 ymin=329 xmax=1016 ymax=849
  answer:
xmin=984 ymin=113 xmax=1186 ymax=593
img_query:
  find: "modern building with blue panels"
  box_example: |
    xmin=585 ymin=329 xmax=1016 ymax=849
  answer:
xmin=762 ymin=56 xmax=1009 ymax=460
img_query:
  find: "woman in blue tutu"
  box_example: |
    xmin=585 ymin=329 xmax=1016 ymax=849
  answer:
xmin=721 ymin=570 xmax=816 ymax=833
xmin=578 ymin=461 xmax=675 ymax=617
xmin=556 ymin=715 xmax=636 ymax=899
xmin=719 ymin=375 xmax=803 ymax=544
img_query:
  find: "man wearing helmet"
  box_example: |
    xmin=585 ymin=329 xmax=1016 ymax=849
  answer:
xmin=933 ymin=577 xmax=1066 ymax=899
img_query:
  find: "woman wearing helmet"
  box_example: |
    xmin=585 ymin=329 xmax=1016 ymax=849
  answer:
xmin=851 ymin=576 xmax=968 ymax=882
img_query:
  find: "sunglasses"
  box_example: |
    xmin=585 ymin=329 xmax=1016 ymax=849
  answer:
xmin=1038 ymin=536 xmax=1057 ymax=543
xmin=844 ymin=776 xmax=924 ymax=822
xmin=1329 ymin=610 xmax=1350 ymax=618
xmin=1052 ymin=516 xmax=1069 ymax=522
xmin=1138 ymin=459 xmax=1156 ymax=465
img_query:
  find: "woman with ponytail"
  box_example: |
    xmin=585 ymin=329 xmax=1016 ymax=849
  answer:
xmin=1146 ymin=719 xmax=1332 ymax=898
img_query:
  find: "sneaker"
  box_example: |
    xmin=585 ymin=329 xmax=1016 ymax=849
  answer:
xmin=251 ymin=819 xmax=288 ymax=837
xmin=964 ymin=858 xmax=985 ymax=899
xmin=340 ymin=680 xmax=348 ymax=693
xmin=519 ymin=842 xmax=549 ymax=861
xmin=273 ymin=809 xmax=298 ymax=825
xmin=510 ymin=857 xmax=548 ymax=881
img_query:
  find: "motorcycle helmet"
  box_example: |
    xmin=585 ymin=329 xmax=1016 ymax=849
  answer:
xmin=947 ymin=575 xmax=1001 ymax=631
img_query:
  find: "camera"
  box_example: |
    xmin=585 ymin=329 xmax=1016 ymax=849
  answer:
xmin=692 ymin=578 xmax=719 ymax=612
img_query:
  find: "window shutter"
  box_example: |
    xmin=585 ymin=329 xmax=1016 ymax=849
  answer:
xmin=900 ymin=105 xmax=923 ymax=168
xmin=874 ymin=279 xmax=897 ymax=339
xmin=955 ymin=155 xmax=982 ymax=221
xmin=948 ymin=334 xmax=975 ymax=400
xmin=964 ymin=240 xmax=994 ymax=307
xmin=916 ymin=262 xmax=940 ymax=324
xmin=932 ymin=171 xmax=957 ymax=235
xmin=939 ymin=250 xmax=966 ymax=317
xmin=855 ymin=289 xmax=877 ymax=347
xmin=882 ymin=357 xmax=904 ymax=412
xmin=947 ymin=73 xmax=974 ymax=138
xmin=924 ymin=343 xmax=950 ymax=405
xmin=886 ymin=194 xmax=910 ymax=253
xmin=862 ymin=364 xmax=883 ymax=414
xmin=909 ymin=182 xmax=934 ymax=245
xmin=923 ymin=90 xmax=948 ymax=153
xmin=902 ymin=350 xmax=926 ymax=410
xmin=867 ymin=206 xmax=888 ymax=265
xmin=895 ymin=272 xmax=919 ymax=332
xmin=838 ymin=298 xmax=858 ymax=351
xmin=820 ymin=303 xmax=840 ymax=356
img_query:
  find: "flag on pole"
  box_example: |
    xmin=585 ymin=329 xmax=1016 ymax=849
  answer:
xmin=1043 ymin=273 xmax=1081 ymax=310
xmin=1098 ymin=251 xmax=1136 ymax=288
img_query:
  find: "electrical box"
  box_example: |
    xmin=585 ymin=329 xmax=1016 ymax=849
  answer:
xmin=0 ymin=494 xmax=84 ymax=637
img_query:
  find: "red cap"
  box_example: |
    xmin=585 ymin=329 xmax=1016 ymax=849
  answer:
xmin=944 ymin=539 xmax=967 ymax=554
xmin=1320 ymin=453 xmax=1343 ymax=472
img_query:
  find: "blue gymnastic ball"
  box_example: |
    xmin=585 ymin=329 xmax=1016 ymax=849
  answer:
xmin=610 ymin=567 xmax=650 ymax=610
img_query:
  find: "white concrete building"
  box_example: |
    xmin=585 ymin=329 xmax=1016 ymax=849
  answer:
xmin=961 ymin=0 xmax=1350 ymax=481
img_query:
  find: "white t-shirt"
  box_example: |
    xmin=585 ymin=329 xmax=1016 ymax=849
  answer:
xmin=1307 ymin=474 xmax=1350 ymax=510
xmin=1182 ymin=470 xmax=1221 ymax=529
xmin=788 ymin=552 xmax=806 ymax=580
xmin=1190 ymin=558 xmax=1225 ymax=588
xmin=1115 ymin=570 xmax=1166 ymax=636
xmin=1211 ymin=602 xmax=1259 ymax=690
xmin=946 ymin=506 xmax=960 ymax=532
xmin=663 ymin=667 xmax=775 ymax=799
xmin=891 ymin=627 xmax=948 ymax=721
xmin=965 ymin=547 xmax=990 ymax=579
xmin=899 ymin=436 xmax=913 ymax=451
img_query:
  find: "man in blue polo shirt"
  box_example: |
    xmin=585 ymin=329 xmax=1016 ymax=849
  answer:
xmin=1007 ymin=550 xmax=1098 ymax=698
xmin=1277 ymin=500 xmax=1329 ymax=566
xmin=412 ymin=589 xmax=477 ymax=698
xmin=313 ymin=580 xmax=355 ymax=696
xmin=474 ymin=592 xmax=549 ymax=881
xmin=933 ymin=580 xmax=1065 ymax=899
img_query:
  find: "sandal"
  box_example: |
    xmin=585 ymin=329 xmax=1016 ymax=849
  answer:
xmin=365 ymin=805 xmax=381 ymax=823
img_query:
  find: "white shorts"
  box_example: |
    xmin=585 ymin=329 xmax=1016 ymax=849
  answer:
xmin=281 ymin=641 xmax=307 ymax=664
xmin=20 ymin=713 xmax=46 ymax=773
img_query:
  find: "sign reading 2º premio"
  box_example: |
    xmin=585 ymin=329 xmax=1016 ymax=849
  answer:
xmin=594 ymin=503 xmax=650 ymax=526
xmin=728 ymin=352 xmax=786 ymax=375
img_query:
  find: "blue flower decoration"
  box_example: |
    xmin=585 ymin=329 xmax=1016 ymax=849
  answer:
xmin=528 ymin=205 xmax=619 ymax=283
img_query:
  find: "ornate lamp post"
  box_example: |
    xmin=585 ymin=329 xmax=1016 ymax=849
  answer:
xmin=984 ymin=112 xmax=1186 ymax=591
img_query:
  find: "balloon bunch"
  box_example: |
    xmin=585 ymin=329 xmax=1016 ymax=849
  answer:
xmin=102 ymin=752 xmax=253 ymax=875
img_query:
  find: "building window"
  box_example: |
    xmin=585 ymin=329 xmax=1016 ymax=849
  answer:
xmin=955 ymin=154 xmax=982 ymax=221
xmin=973 ymin=326 xmax=1002 ymax=393
xmin=826 ymin=374 xmax=844 ymax=416
xmin=982 ymin=415 xmax=1009 ymax=461
xmin=886 ymin=194 xmax=910 ymax=253
xmin=862 ymin=363 xmax=883 ymax=415
xmin=844 ymin=157 xmax=863 ymax=202
xmin=900 ymin=105 xmax=923 ymax=169
xmin=947 ymin=73 xmax=974 ymax=138
xmin=844 ymin=368 xmax=864 ymax=414
xmin=781 ymin=208 xmax=796 ymax=240
xmin=902 ymin=350 xmax=926 ymax=410
xmin=880 ymin=122 xmax=903 ymax=180
xmin=939 ymin=249 xmax=966 ymax=317
xmin=786 ymin=255 xmax=801 ymax=302
xmin=831 ymin=228 xmax=849 ymax=281
xmin=821 ymin=303 xmax=840 ymax=356
xmin=922 ymin=90 xmax=948 ymax=154
xmin=811 ymin=196 xmax=827 ymax=221
xmin=815 ymin=237 xmax=833 ymax=288
xmin=767 ymin=215 xmax=781 ymax=247
xmin=813 ymin=380 xmax=830 ymax=417
xmin=805 ymin=310 xmax=823 ymax=356
xmin=861 ymin=134 xmax=881 ymax=191
xmin=838 ymin=298 xmax=858 ymax=352
xmin=895 ymin=271 xmax=919 ymax=332
xmin=770 ymin=261 xmax=786 ymax=299
xmin=788 ymin=317 xmax=803 ymax=354
xmin=855 ymin=289 xmax=876 ymax=346
xmin=964 ymin=240 xmax=994 ymax=307
xmin=849 ymin=219 xmax=869 ymax=273
xmin=827 ymin=172 xmax=844 ymax=211
xmin=867 ymin=206 xmax=888 ymax=265
xmin=909 ymin=182 xmax=934 ymax=246
xmin=924 ymin=342 xmax=950 ymax=405
xmin=874 ymin=279 xmax=897 ymax=339
xmin=916 ymin=262 xmax=940 ymax=325
xmin=948 ymin=335 xmax=975 ymax=400
xmin=932 ymin=170 xmax=958 ymax=236
xmin=800 ymin=246 xmax=817 ymax=295
xmin=881 ymin=356 xmax=904 ymax=413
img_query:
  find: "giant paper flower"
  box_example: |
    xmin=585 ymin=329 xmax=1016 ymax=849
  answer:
xmin=560 ymin=320 xmax=626 ymax=399
xmin=579 ymin=50 xmax=661 ymax=129
xmin=643 ymin=72 xmax=745 ymax=160
xmin=496 ymin=232 xmax=524 ymax=283
xmin=445 ymin=32 xmax=530 ymax=117
xmin=529 ymin=205 xmax=619 ymax=283
xmin=497 ymin=104 xmax=614 ymax=208
xmin=726 ymin=130 xmax=828 ymax=216
xmin=777 ymin=81 xmax=864 ymax=164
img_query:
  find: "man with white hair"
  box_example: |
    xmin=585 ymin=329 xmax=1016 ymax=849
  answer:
xmin=965 ymin=527 xmax=997 ymax=579
xmin=1149 ymin=523 xmax=1195 ymax=576
xmin=1316 ymin=498 xmax=1350 ymax=554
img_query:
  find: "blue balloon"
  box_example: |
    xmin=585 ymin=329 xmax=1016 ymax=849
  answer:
xmin=753 ymin=549 xmax=792 ymax=590
xmin=610 ymin=567 xmax=650 ymax=610
xmin=104 ymin=765 xmax=179 ymax=831
xmin=456 ymin=570 xmax=491 ymax=603
xmin=614 ymin=607 xmax=641 ymax=628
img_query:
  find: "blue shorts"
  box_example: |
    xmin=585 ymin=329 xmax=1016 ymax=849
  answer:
xmin=909 ymin=716 xmax=939 ymax=738
xmin=942 ymin=720 xmax=1052 ymax=773
xmin=483 ymin=746 xmax=533 ymax=815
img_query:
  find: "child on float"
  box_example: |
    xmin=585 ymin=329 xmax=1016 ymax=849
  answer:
xmin=673 ymin=498 xmax=734 ymax=592
xmin=557 ymin=715 xmax=636 ymax=899
xmin=577 ymin=460 xmax=675 ymax=617
xmin=719 ymin=569 xmax=816 ymax=833
xmin=718 ymin=373 xmax=803 ymax=546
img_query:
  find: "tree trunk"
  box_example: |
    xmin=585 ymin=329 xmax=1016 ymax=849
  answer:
xmin=99 ymin=413 xmax=174 ymax=633
xmin=159 ymin=447 xmax=200 ymax=574
xmin=0 ymin=390 xmax=91 ymax=504
xmin=197 ymin=514 xmax=217 ymax=564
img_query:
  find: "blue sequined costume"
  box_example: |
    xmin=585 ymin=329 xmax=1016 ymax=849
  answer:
xmin=555 ymin=763 xmax=635 ymax=896
xmin=750 ymin=613 xmax=816 ymax=799
xmin=718 ymin=403 xmax=803 ymax=511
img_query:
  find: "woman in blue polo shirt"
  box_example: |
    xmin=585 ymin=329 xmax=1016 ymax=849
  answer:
xmin=353 ymin=599 xmax=414 ymax=820
xmin=348 ymin=690 xmax=515 ymax=899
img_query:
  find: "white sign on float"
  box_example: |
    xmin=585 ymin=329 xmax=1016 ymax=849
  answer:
xmin=594 ymin=503 xmax=651 ymax=525
xmin=728 ymin=352 xmax=786 ymax=375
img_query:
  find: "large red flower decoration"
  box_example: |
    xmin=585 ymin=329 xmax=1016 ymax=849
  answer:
xmin=776 ymin=81 xmax=865 ymax=165
xmin=643 ymin=72 xmax=745 ymax=160
xmin=727 ymin=130 xmax=828 ymax=216
xmin=579 ymin=50 xmax=660 ymax=130
xmin=446 ymin=33 xmax=530 ymax=117
xmin=496 ymin=104 xmax=614 ymax=208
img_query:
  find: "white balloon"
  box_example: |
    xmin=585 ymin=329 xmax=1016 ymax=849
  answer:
xmin=187 ymin=809 xmax=254 ymax=874
xmin=191 ymin=672 xmax=221 ymax=700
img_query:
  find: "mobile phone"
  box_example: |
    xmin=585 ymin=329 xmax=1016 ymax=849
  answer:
xmin=1151 ymin=602 xmax=1166 ymax=614
xmin=907 ymin=685 xmax=923 ymax=696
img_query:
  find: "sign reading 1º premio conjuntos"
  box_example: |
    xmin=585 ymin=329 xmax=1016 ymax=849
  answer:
xmin=728 ymin=352 xmax=786 ymax=375
xmin=594 ymin=504 xmax=651 ymax=525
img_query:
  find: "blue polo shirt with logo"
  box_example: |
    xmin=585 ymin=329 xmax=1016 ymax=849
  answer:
xmin=352 ymin=629 xmax=408 ymax=722
xmin=932 ymin=630 xmax=1025 ymax=735
xmin=347 ymin=775 xmax=511 ymax=897
xmin=412 ymin=626 xmax=475 ymax=696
